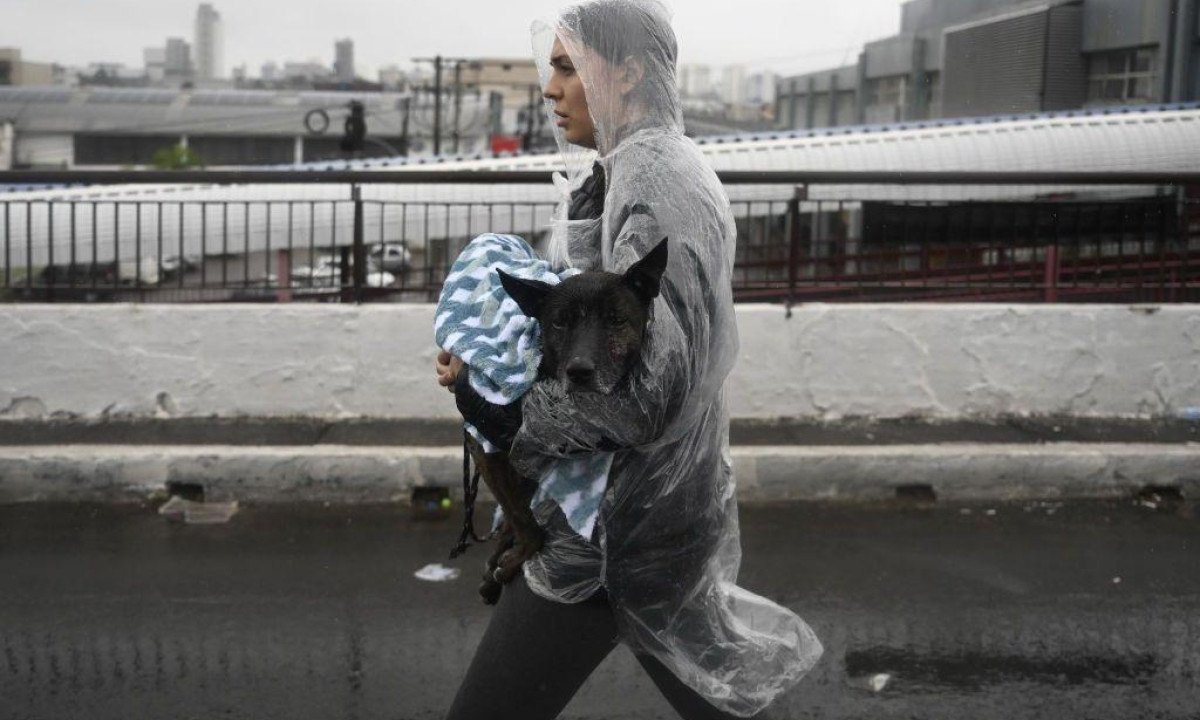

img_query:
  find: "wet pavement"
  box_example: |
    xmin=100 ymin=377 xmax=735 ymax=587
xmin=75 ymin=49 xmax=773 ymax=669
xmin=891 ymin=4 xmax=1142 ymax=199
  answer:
xmin=1 ymin=498 xmax=1198 ymax=720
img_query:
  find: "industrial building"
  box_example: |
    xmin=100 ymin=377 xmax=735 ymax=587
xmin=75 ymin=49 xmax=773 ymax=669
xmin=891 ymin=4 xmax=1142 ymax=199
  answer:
xmin=0 ymin=86 xmax=495 ymax=169
xmin=776 ymin=0 xmax=1200 ymax=129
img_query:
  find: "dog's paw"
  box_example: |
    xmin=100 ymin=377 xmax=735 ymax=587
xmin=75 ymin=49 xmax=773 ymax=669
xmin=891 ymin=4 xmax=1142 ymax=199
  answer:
xmin=478 ymin=579 xmax=502 ymax=605
xmin=493 ymin=544 xmax=536 ymax=584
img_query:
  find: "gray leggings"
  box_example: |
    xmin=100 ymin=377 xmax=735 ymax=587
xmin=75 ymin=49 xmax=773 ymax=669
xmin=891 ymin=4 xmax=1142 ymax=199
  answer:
xmin=445 ymin=574 xmax=764 ymax=720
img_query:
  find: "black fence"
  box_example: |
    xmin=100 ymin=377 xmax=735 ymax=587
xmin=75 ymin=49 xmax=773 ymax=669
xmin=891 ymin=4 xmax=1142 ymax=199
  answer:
xmin=2 ymin=170 xmax=1198 ymax=304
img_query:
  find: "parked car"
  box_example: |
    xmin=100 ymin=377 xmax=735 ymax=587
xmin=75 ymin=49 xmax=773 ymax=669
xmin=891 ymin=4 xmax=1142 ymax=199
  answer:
xmin=290 ymin=257 xmax=341 ymax=287
xmin=38 ymin=258 xmax=160 ymax=286
xmin=160 ymin=254 xmax=202 ymax=276
xmin=369 ymin=242 xmax=412 ymax=273
xmin=290 ymin=257 xmax=395 ymax=288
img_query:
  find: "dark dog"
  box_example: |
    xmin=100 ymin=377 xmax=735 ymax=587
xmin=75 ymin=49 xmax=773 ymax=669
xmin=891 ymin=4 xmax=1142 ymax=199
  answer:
xmin=451 ymin=237 xmax=669 ymax=604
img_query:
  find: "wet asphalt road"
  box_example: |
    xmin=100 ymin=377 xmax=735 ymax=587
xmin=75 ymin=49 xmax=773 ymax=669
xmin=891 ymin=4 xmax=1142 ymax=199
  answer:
xmin=1 ymin=498 xmax=1198 ymax=720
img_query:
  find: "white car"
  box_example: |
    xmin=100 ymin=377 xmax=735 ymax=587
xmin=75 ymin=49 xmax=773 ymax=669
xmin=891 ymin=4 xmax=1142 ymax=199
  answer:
xmin=160 ymin=254 xmax=201 ymax=275
xmin=369 ymin=243 xmax=412 ymax=273
xmin=117 ymin=257 xmax=162 ymax=286
xmin=290 ymin=257 xmax=395 ymax=288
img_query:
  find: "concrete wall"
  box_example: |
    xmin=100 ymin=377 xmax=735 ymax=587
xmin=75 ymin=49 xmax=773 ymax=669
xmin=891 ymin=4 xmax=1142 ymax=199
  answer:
xmin=2 ymin=304 xmax=1198 ymax=424
xmin=1081 ymin=0 xmax=1171 ymax=52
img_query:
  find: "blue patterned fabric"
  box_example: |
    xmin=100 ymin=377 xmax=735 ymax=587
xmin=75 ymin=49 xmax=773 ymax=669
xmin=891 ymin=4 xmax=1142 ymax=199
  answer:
xmin=434 ymin=233 xmax=613 ymax=540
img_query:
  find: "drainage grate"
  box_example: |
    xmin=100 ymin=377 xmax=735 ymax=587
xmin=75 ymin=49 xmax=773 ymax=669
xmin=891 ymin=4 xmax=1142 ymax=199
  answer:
xmin=166 ymin=481 xmax=205 ymax=502
xmin=411 ymin=486 xmax=452 ymax=521
xmin=1135 ymin=485 xmax=1184 ymax=510
xmin=894 ymin=484 xmax=938 ymax=503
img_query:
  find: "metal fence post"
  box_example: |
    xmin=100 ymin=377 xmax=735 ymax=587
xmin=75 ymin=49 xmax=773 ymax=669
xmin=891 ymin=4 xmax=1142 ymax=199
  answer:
xmin=1043 ymin=243 xmax=1059 ymax=302
xmin=352 ymin=183 xmax=366 ymax=304
xmin=785 ymin=185 xmax=805 ymax=316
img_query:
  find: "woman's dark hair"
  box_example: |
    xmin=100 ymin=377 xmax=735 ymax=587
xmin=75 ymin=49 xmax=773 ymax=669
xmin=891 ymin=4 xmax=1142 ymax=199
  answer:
xmin=560 ymin=0 xmax=678 ymax=69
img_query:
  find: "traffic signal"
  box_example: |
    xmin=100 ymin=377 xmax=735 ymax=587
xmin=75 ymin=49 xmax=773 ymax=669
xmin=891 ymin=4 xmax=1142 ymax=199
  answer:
xmin=341 ymin=100 xmax=367 ymax=153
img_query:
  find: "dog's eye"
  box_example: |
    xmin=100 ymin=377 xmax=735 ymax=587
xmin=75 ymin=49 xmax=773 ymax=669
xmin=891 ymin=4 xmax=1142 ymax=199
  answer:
xmin=549 ymin=317 xmax=567 ymax=331
xmin=606 ymin=315 xmax=626 ymax=328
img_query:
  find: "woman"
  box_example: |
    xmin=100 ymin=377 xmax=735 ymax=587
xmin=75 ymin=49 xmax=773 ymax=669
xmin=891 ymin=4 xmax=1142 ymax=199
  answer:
xmin=437 ymin=2 xmax=822 ymax=717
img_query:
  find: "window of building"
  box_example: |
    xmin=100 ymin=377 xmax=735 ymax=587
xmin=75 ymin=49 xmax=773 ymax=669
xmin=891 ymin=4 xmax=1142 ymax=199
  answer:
xmin=74 ymin=134 xmax=180 ymax=165
xmin=1086 ymin=47 xmax=1156 ymax=105
xmin=866 ymin=75 xmax=906 ymax=109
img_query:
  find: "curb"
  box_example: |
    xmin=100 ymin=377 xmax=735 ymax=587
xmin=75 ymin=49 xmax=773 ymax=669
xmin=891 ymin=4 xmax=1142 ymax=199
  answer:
xmin=1 ymin=443 xmax=1197 ymax=504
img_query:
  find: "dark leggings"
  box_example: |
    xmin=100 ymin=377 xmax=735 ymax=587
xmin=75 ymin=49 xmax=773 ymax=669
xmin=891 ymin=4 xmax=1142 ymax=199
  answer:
xmin=445 ymin=574 xmax=763 ymax=720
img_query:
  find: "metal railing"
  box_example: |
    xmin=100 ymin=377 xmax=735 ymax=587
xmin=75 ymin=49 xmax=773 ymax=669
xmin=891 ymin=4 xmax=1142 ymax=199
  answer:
xmin=2 ymin=169 xmax=1198 ymax=304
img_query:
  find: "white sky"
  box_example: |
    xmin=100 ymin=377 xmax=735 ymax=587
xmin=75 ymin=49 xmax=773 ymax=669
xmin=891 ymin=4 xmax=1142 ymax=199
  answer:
xmin=2 ymin=0 xmax=907 ymax=79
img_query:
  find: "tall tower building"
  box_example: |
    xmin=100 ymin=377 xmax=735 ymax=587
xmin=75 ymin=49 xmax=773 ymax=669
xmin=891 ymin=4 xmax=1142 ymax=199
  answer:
xmin=193 ymin=3 xmax=223 ymax=81
xmin=334 ymin=39 xmax=355 ymax=83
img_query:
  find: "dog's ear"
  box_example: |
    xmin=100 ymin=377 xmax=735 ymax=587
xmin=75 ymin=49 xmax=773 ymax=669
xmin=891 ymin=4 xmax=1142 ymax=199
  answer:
xmin=497 ymin=270 xmax=553 ymax=319
xmin=621 ymin=237 xmax=669 ymax=304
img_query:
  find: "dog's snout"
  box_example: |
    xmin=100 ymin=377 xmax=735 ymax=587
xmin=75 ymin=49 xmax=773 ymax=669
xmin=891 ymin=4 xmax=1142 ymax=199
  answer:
xmin=565 ymin=357 xmax=596 ymax=386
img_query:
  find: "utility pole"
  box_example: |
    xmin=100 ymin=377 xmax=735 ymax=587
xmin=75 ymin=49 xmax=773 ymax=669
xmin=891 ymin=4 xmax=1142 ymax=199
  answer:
xmin=399 ymin=96 xmax=411 ymax=156
xmin=452 ymin=60 xmax=463 ymax=154
xmin=433 ymin=56 xmax=443 ymax=156
xmin=523 ymin=83 xmax=536 ymax=151
xmin=412 ymin=55 xmax=470 ymax=157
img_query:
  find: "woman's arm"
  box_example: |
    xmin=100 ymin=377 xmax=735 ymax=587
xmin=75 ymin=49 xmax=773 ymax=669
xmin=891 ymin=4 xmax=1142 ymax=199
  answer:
xmin=453 ymin=369 xmax=524 ymax=451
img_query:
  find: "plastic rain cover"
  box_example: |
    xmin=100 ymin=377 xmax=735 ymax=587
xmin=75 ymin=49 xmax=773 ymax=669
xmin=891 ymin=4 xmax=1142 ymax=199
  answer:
xmin=517 ymin=1 xmax=823 ymax=715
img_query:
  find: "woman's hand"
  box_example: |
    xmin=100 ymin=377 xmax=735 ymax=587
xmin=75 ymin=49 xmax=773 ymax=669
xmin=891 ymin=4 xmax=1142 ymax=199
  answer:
xmin=435 ymin=350 xmax=465 ymax=392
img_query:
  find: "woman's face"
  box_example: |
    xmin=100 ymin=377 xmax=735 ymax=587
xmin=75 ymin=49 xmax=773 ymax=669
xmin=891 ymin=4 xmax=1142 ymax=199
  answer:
xmin=542 ymin=36 xmax=598 ymax=149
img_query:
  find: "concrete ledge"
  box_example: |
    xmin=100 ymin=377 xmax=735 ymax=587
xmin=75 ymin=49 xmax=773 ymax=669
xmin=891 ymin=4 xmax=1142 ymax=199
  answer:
xmin=1 ymin=443 xmax=1197 ymax=504
xmin=3 ymin=415 xmax=1199 ymax=446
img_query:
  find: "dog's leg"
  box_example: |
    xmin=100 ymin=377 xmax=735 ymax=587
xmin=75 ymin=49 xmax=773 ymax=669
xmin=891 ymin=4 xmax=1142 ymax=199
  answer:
xmin=465 ymin=441 xmax=545 ymax=587
xmin=488 ymin=463 xmax=543 ymax=585
xmin=465 ymin=440 xmax=540 ymax=589
xmin=478 ymin=521 xmax=512 ymax=605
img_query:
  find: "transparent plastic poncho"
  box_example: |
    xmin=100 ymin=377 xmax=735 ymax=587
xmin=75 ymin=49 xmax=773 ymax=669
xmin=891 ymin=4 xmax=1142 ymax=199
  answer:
xmin=514 ymin=2 xmax=823 ymax=715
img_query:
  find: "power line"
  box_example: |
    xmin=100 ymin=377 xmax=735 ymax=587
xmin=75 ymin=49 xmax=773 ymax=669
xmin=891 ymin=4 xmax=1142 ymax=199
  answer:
xmin=411 ymin=56 xmax=472 ymax=156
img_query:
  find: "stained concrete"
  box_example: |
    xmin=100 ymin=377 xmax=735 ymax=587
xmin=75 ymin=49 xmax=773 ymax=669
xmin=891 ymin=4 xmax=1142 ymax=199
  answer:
xmin=3 ymin=304 xmax=1198 ymax=423
xmin=3 ymin=415 xmax=1199 ymax=447
xmin=3 ymin=442 xmax=1199 ymax=504
xmin=1 ymin=499 xmax=1198 ymax=719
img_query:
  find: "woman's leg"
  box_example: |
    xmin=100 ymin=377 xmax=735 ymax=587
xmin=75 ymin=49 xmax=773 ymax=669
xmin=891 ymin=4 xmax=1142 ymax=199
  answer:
xmin=445 ymin=574 xmax=620 ymax=720
xmin=634 ymin=652 xmax=774 ymax=720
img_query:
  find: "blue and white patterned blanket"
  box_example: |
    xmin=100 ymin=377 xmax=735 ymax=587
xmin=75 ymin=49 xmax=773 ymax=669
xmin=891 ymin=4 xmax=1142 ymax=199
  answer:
xmin=433 ymin=234 xmax=613 ymax=540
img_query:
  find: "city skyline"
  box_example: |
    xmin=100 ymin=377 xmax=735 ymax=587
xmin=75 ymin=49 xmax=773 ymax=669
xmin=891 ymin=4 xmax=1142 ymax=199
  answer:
xmin=1 ymin=0 xmax=906 ymax=81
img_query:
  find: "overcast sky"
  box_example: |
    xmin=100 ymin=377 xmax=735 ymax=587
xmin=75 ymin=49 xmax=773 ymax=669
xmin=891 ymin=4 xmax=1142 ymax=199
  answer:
xmin=2 ymin=0 xmax=907 ymax=79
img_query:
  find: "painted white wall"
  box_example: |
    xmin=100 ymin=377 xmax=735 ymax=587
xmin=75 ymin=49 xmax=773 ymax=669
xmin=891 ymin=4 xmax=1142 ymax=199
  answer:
xmin=0 ymin=122 xmax=12 ymax=171
xmin=13 ymin=133 xmax=73 ymax=169
xmin=1 ymin=304 xmax=1197 ymax=422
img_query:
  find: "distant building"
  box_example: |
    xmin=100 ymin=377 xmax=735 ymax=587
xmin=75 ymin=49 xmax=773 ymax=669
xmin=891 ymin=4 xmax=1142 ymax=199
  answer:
xmin=378 ymin=64 xmax=406 ymax=90
xmin=0 ymin=86 xmax=493 ymax=168
xmin=194 ymin=3 xmax=223 ymax=81
xmin=0 ymin=48 xmax=55 ymax=86
xmin=144 ymin=48 xmax=166 ymax=83
xmin=282 ymin=61 xmax=333 ymax=83
xmin=718 ymin=65 xmax=746 ymax=106
xmin=676 ymin=63 xmax=779 ymax=130
xmin=334 ymin=39 xmax=355 ymax=83
xmin=261 ymin=61 xmax=279 ymax=82
xmin=776 ymin=0 xmax=1200 ymax=130
xmin=678 ymin=64 xmax=713 ymax=99
xmin=457 ymin=58 xmax=541 ymax=137
xmin=80 ymin=62 xmax=147 ymax=87
xmin=165 ymin=38 xmax=193 ymax=84
xmin=745 ymin=71 xmax=778 ymax=107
